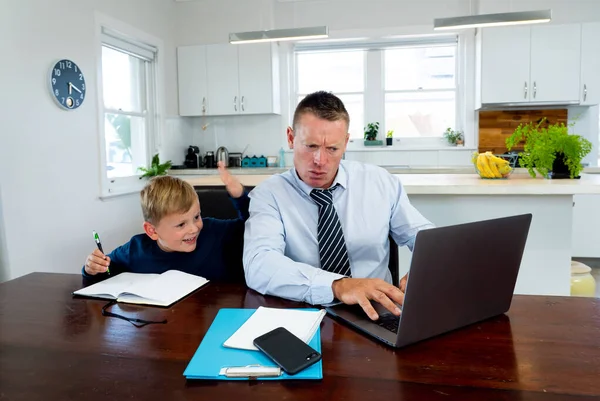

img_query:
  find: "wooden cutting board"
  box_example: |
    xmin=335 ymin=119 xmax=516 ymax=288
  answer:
xmin=478 ymin=109 xmax=568 ymax=154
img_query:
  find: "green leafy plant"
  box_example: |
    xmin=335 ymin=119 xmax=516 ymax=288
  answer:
xmin=364 ymin=122 xmax=380 ymax=141
xmin=138 ymin=153 xmax=173 ymax=179
xmin=443 ymin=127 xmax=463 ymax=145
xmin=505 ymin=118 xmax=592 ymax=178
xmin=386 ymin=130 xmax=394 ymax=138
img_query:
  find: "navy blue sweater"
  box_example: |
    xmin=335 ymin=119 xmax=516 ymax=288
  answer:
xmin=82 ymin=193 xmax=249 ymax=283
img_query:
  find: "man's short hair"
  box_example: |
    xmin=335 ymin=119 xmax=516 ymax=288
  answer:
xmin=140 ymin=176 xmax=198 ymax=224
xmin=292 ymin=90 xmax=350 ymax=132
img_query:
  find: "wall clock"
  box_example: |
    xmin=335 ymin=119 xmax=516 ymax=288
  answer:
xmin=50 ymin=59 xmax=86 ymax=110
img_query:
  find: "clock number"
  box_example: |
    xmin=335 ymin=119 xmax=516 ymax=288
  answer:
xmin=75 ymin=65 xmax=78 ymax=73
xmin=54 ymin=69 xmax=61 ymax=77
xmin=79 ymin=73 xmax=83 ymax=81
xmin=61 ymin=97 xmax=65 ymax=104
xmin=66 ymin=61 xmax=72 ymax=69
xmin=59 ymin=61 xmax=65 ymax=69
xmin=55 ymin=89 xmax=59 ymax=96
xmin=81 ymin=83 xmax=85 ymax=90
xmin=80 ymin=94 xmax=84 ymax=100
xmin=52 ymin=78 xmax=56 ymax=85
xmin=76 ymin=99 xmax=80 ymax=107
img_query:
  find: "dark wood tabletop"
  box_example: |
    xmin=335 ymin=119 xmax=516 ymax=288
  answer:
xmin=1 ymin=273 xmax=599 ymax=401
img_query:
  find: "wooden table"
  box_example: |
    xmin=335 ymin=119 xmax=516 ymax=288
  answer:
xmin=1 ymin=273 xmax=599 ymax=400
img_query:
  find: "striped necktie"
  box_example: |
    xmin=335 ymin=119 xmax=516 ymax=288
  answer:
xmin=310 ymin=185 xmax=351 ymax=277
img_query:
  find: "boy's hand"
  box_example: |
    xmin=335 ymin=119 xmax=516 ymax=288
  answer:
xmin=218 ymin=161 xmax=244 ymax=198
xmin=84 ymin=249 xmax=111 ymax=275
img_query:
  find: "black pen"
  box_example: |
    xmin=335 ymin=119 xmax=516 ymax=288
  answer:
xmin=93 ymin=230 xmax=110 ymax=274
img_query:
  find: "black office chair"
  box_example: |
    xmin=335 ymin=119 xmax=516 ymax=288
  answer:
xmin=195 ymin=186 xmax=400 ymax=286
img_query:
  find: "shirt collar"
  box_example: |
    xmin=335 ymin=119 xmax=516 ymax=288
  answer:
xmin=291 ymin=161 xmax=348 ymax=197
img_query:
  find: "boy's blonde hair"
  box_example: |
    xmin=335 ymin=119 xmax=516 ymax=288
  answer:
xmin=140 ymin=176 xmax=198 ymax=224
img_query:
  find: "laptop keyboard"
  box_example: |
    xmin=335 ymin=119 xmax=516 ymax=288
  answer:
xmin=376 ymin=313 xmax=400 ymax=333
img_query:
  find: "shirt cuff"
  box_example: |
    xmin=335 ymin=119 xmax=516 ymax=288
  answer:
xmin=310 ymin=271 xmax=345 ymax=305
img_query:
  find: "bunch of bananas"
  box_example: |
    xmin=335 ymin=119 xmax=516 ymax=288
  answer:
xmin=472 ymin=151 xmax=513 ymax=179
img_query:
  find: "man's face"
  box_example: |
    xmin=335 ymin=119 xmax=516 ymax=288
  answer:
xmin=287 ymin=113 xmax=349 ymax=189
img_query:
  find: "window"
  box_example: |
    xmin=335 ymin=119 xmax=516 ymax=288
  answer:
xmin=384 ymin=46 xmax=456 ymax=138
xmin=294 ymin=37 xmax=459 ymax=144
xmin=98 ymin=25 xmax=159 ymax=195
xmin=296 ymin=50 xmax=365 ymax=137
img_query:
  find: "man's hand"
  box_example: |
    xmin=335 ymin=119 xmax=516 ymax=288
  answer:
xmin=399 ymin=273 xmax=408 ymax=294
xmin=217 ymin=161 xmax=244 ymax=198
xmin=332 ymin=278 xmax=404 ymax=321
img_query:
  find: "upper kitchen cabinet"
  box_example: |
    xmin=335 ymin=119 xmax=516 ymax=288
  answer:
xmin=206 ymin=44 xmax=240 ymax=116
xmin=530 ymin=24 xmax=581 ymax=103
xmin=478 ymin=24 xmax=581 ymax=105
xmin=206 ymin=43 xmax=280 ymax=116
xmin=177 ymin=46 xmax=208 ymax=116
xmin=478 ymin=26 xmax=531 ymax=104
xmin=581 ymin=22 xmax=600 ymax=105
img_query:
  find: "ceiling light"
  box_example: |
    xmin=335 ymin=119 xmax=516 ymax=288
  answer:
xmin=433 ymin=9 xmax=551 ymax=31
xmin=229 ymin=26 xmax=328 ymax=44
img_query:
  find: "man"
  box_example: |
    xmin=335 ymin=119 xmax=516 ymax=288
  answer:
xmin=243 ymin=91 xmax=434 ymax=321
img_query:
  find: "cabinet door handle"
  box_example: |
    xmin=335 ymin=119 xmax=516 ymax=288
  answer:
xmin=533 ymin=81 xmax=537 ymax=98
xmin=234 ymin=96 xmax=237 ymax=112
xmin=202 ymin=97 xmax=206 ymax=113
xmin=583 ymin=84 xmax=587 ymax=102
xmin=241 ymin=96 xmax=245 ymax=112
xmin=524 ymin=82 xmax=528 ymax=99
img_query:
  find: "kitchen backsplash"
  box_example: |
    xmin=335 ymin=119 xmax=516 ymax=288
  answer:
xmin=478 ymin=108 xmax=568 ymax=154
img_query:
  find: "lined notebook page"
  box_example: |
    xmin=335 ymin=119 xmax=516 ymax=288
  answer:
xmin=74 ymin=273 xmax=159 ymax=299
xmin=119 ymin=270 xmax=208 ymax=306
xmin=223 ymin=307 xmax=326 ymax=351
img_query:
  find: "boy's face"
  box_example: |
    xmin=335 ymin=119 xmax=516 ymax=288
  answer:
xmin=143 ymin=200 xmax=203 ymax=253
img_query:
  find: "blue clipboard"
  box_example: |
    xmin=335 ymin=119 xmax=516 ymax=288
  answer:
xmin=183 ymin=308 xmax=323 ymax=380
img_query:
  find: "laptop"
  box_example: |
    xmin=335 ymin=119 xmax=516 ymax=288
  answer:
xmin=326 ymin=213 xmax=532 ymax=348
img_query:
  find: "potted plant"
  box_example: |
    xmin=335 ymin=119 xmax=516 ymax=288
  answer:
xmin=505 ymin=118 xmax=592 ymax=179
xmin=138 ymin=153 xmax=173 ymax=179
xmin=386 ymin=130 xmax=394 ymax=146
xmin=443 ymin=127 xmax=464 ymax=146
xmin=364 ymin=122 xmax=383 ymax=146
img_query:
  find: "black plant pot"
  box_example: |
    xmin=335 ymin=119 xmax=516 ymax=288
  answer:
xmin=548 ymin=152 xmax=580 ymax=179
xmin=386 ymin=138 xmax=393 ymax=146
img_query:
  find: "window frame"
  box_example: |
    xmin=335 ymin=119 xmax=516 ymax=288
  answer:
xmin=94 ymin=13 xmax=165 ymax=198
xmin=292 ymin=33 xmax=474 ymax=151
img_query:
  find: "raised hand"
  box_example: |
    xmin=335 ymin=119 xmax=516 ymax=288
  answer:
xmin=217 ymin=161 xmax=244 ymax=198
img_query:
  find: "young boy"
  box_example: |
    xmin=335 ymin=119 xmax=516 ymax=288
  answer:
xmin=82 ymin=162 xmax=248 ymax=282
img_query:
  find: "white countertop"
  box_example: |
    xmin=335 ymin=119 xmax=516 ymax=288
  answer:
xmin=182 ymin=172 xmax=600 ymax=195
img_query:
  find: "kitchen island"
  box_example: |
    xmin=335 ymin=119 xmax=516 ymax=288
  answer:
xmin=180 ymin=172 xmax=600 ymax=297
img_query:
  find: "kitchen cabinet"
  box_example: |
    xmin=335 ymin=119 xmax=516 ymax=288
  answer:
xmin=177 ymin=45 xmax=208 ymax=116
xmin=206 ymin=43 xmax=280 ymax=116
xmin=478 ymin=24 xmax=581 ymax=105
xmin=206 ymin=44 xmax=239 ymax=116
xmin=580 ymin=22 xmax=600 ymax=105
xmin=479 ymin=26 xmax=531 ymax=104
xmin=177 ymin=43 xmax=280 ymax=116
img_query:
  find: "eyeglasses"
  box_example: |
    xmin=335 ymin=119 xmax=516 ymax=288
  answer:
xmin=101 ymin=300 xmax=167 ymax=328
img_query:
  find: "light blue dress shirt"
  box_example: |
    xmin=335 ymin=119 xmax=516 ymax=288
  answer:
xmin=243 ymin=160 xmax=435 ymax=305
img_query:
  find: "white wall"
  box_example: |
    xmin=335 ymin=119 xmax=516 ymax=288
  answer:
xmin=0 ymin=0 xmax=177 ymax=281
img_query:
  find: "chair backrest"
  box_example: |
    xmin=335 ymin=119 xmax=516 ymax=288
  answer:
xmin=195 ymin=186 xmax=400 ymax=286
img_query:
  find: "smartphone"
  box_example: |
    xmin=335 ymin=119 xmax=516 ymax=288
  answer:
xmin=253 ymin=327 xmax=322 ymax=375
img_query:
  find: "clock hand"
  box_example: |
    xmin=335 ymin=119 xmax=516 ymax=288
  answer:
xmin=68 ymin=82 xmax=82 ymax=94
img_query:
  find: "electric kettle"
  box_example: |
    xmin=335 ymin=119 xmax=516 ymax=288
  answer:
xmin=216 ymin=146 xmax=229 ymax=167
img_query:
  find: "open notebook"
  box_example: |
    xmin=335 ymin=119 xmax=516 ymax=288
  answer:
xmin=223 ymin=306 xmax=326 ymax=351
xmin=73 ymin=270 xmax=209 ymax=307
